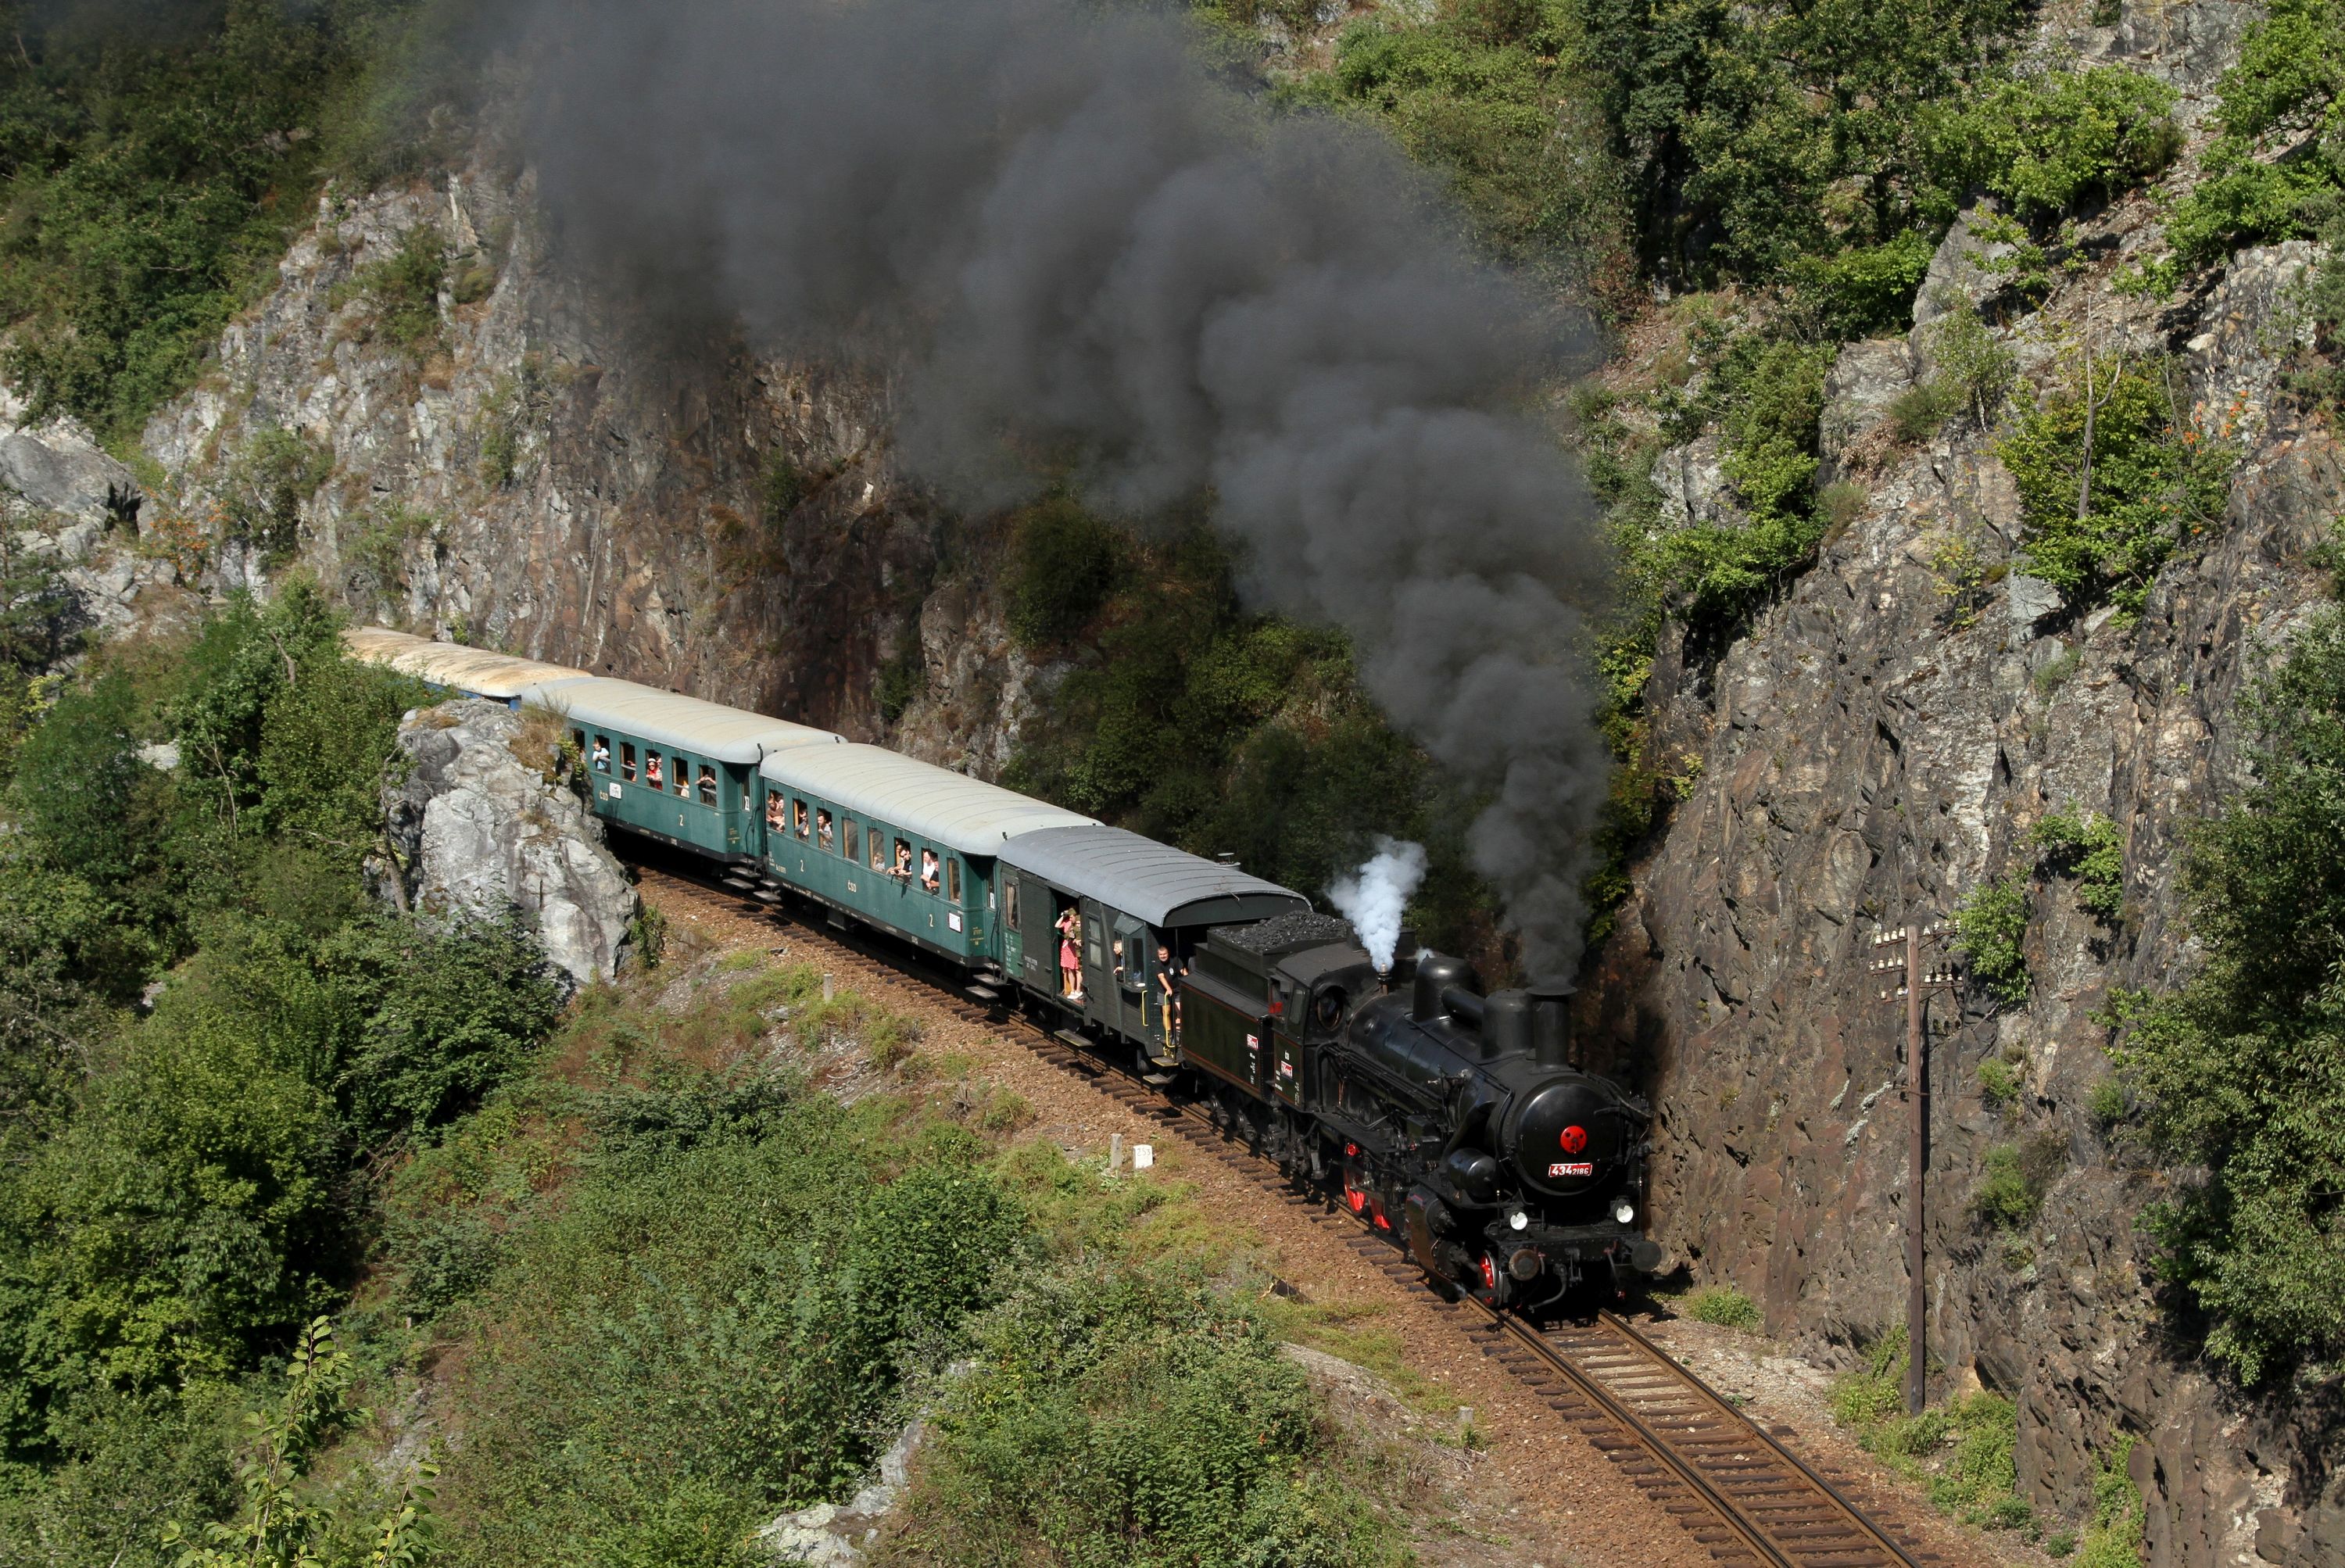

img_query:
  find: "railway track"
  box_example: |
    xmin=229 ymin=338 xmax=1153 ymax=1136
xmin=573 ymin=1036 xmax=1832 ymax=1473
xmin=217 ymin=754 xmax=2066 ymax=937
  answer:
xmin=631 ymin=854 xmax=1946 ymax=1568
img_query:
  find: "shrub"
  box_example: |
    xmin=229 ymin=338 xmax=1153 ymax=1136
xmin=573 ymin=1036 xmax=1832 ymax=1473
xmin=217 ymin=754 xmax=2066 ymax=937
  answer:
xmin=2166 ymin=0 xmax=2345 ymax=267
xmin=338 ymin=223 xmax=448 ymax=351
xmin=1927 ymin=66 xmax=2179 ymax=222
xmin=2032 ymin=805 xmax=2125 ymax=923
xmin=1005 ymin=496 xmax=1120 ymax=650
xmin=1927 ymin=1393 xmax=2031 ymax=1530
xmin=882 ymin=1263 xmax=1403 ymax=1568
xmin=2107 ymin=603 xmax=2345 ymax=1381
xmin=1973 ymin=1134 xmax=2064 ymax=1230
xmin=1953 ymin=872 xmax=2030 ymax=1006
xmin=2073 ymin=1437 xmax=2144 ymax=1568
xmin=1996 ymin=356 xmax=2233 ymax=620
xmin=1792 ymin=231 xmax=1937 ymax=338
xmin=1977 ymin=1055 xmax=2022 ymax=1108
xmin=1684 ymin=1284 xmax=1765 ymax=1331
xmin=1925 ymin=306 xmax=2019 ymax=430
xmin=1830 ymin=1327 xmax=1910 ymax=1430
xmin=220 ymin=428 xmax=333 ymax=560
xmin=1891 ymin=379 xmax=1965 ymax=445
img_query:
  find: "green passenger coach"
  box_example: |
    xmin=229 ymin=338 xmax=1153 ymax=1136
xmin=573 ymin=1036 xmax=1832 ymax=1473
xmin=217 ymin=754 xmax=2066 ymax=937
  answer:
xmin=756 ymin=743 xmax=1095 ymax=964
xmin=521 ymin=676 xmax=843 ymax=864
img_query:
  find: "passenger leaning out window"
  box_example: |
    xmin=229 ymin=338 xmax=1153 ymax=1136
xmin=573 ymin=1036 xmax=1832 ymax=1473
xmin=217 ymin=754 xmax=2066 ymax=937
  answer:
xmin=699 ymin=765 xmax=717 ymax=805
xmin=593 ymin=737 xmax=610 ymax=772
xmin=794 ymin=799 xmax=810 ymax=839
xmin=919 ymin=848 xmax=940 ymax=894
xmin=766 ymin=790 xmax=785 ymax=829
xmin=816 ymin=809 xmax=834 ymax=851
xmin=645 ymin=752 xmax=664 ymax=789
xmin=893 ymin=839 xmax=913 ymax=879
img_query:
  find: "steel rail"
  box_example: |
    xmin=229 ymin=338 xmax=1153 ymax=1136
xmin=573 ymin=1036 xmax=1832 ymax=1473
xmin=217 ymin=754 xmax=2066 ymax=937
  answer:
xmin=625 ymin=851 xmax=1938 ymax=1568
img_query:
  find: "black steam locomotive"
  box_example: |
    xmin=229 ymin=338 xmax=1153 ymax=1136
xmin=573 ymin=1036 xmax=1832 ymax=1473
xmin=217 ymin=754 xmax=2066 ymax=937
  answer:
xmin=1174 ymin=912 xmax=1661 ymax=1308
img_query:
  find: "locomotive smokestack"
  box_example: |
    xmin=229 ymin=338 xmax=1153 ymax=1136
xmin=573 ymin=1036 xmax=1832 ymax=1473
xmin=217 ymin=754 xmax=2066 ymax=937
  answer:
xmin=1530 ymin=984 xmax=1574 ymax=1068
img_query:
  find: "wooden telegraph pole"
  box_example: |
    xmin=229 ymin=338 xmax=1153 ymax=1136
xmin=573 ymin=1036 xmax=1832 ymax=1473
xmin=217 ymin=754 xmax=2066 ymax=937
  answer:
xmin=1867 ymin=918 xmax=1957 ymax=1416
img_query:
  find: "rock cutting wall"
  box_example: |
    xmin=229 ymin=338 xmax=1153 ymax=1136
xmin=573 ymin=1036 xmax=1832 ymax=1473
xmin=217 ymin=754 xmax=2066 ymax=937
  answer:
xmin=1587 ymin=191 xmax=2345 ymax=1568
xmin=91 ymin=163 xmax=1043 ymax=773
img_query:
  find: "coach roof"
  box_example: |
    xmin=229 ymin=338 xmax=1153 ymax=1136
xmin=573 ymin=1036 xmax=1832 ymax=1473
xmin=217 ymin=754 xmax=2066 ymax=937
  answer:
xmin=342 ymin=627 xmax=590 ymax=699
xmin=519 ymin=676 xmax=840 ymax=764
xmin=998 ymin=825 xmax=1308 ymax=928
xmin=759 ymin=743 xmax=1096 ymax=854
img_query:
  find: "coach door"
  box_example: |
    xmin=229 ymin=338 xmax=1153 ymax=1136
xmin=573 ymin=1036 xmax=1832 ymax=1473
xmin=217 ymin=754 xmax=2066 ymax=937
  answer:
xmin=1079 ymin=898 xmax=1111 ymax=1018
xmin=999 ymin=871 xmax=1022 ymax=978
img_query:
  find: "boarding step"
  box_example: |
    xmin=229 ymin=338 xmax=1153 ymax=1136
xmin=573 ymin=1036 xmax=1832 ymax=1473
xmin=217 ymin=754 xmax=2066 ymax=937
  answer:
xmin=1140 ymin=1072 xmax=1177 ymax=1086
xmin=1054 ymin=1029 xmax=1093 ymax=1054
xmin=964 ymin=984 xmax=999 ymax=1003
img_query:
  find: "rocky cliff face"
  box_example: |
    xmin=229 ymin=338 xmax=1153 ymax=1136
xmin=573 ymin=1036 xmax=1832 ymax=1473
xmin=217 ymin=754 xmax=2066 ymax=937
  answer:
xmin=1587 ymin=36 xmax=2345 ymax=1568
xmin=31 ymin=159 xmax=1043 ymax=774
xmin=378 ymin=698 xmax=639 ymax=991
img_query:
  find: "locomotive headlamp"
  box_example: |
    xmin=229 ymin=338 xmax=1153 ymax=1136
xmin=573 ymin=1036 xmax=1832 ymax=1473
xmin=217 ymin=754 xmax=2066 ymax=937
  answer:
xmin=1612 ymin=1197 xmax=1636 ymax=1225
xmin=1506 ymin=1208 xmax=1529 ymax=1231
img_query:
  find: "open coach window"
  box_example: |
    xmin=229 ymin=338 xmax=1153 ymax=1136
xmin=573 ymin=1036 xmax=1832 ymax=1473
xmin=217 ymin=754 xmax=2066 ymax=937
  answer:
xmin=621 ymin=743 xmax=636 ymax=781
xmin=766 ymin=789 xmax=785 ymax=829
xmin=592 ymin=735 xmax=610 ymax=772
xmin=700 ymin=764 xmax=718 ymax=806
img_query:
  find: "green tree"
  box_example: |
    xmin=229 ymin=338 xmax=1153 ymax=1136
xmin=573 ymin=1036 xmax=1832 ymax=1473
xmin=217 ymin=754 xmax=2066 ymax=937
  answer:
xmin=2110 ymin=603 xmax=2345 ymax=1380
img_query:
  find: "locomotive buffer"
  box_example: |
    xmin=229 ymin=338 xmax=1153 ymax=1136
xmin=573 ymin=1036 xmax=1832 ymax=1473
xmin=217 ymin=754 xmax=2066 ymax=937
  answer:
xmin=1867 ymin=919 xmax=1957 ymax=1417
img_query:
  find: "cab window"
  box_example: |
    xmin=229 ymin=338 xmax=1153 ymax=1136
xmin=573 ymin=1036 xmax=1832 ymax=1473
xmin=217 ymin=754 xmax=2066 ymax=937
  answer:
xmin=844 ymin=819 xmax=862 ymax=865
xmin=946 ymin=857 xmax=961 ymax=904
xmin=621 ymin=743 xmax=637 ymax=782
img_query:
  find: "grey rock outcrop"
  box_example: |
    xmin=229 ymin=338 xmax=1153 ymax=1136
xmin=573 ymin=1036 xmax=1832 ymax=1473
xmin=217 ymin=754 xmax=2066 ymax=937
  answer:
xmin=1818 ymin=339 xmax=1915 ymax=484
xmin=379 ymin=699 xmax=638 ymax=990
xmin=754 ymin=1419 xmax=926 ymax=1565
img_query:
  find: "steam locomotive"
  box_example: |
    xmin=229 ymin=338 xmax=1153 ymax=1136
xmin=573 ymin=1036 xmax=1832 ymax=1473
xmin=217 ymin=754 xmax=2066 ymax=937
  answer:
xmin=345 ymin=626 xmax=1662 ymax=1308
xmin=1177 ymin=912 xmax=1661 ymax=1308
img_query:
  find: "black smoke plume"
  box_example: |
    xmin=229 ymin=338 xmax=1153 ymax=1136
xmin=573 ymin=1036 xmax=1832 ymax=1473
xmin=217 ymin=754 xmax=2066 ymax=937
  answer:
xmin=525 ymin=0 xmax=1611 ymax=979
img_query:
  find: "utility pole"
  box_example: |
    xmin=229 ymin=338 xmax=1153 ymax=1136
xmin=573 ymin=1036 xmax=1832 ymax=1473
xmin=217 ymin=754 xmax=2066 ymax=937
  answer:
xmin=1868 ymin=918 xmax=1957 ymax=1416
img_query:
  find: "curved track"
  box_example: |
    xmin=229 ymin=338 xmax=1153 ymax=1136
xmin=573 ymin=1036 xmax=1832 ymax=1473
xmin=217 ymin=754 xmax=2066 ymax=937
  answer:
xmin=629 ymin=851 xmax=1947 ymax=1568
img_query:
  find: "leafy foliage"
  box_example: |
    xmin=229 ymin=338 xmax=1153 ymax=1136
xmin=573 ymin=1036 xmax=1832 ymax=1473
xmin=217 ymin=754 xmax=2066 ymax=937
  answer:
xmin=881 ymin=1264 xmax=1402 ymax=1568
xmin=0 ymin=2 xmax=404 ymax=442
xmin=2071 ymin=1437 xmax=2144 ymax=1568
xmin=2032 ymin=805 xmax=2125 ymax=923
xmin=1004 ymin=515 xmax=1498 ymax=957
xmin=1831 ymin=1329 xmax=2031 ymax=1531
xmin=335 ymin=222 xmax=447 ymax=352
xmin=2167 ymin=0 xmax=2345 ymax=267
xmin=2109 ymin=603 xmax=2345 ymax=1381
xmin=1683 ymin=1283 xmax=1763 ymax=1330
xmin=1320 ymin=4 xmax=1633 ymax=297
xmin=1953 ymin=872 xmax=2030 ymax=1006
xmin=1997 ymin=356 xmax=2233 ymax=621
xmin=1926 ymin=66 xmax=2179 ymax=223
xmin=1005 ymin=496 xmax=1121 ymax=651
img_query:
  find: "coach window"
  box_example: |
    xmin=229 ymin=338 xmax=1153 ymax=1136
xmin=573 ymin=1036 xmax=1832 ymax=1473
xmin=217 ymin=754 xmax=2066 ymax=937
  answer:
xmin=815 ymin=808 xmax=834 ymax=851
xmin=1004 ymin=876 xmax=1019 ymax=929
xmin=766 ymin=789 xmax=786 ymax=830
xmin=793 ymin=798 xmax=810 ymax=839
xmin=670 ymin=754 xmax=690 ymax=797
xmin=868 ymin=829 xmax=887 ymax=873
xmin=570 ymin=729 xmax=586 ymax=766
xmin=700 ymin=764 xmax=718 ymax=806
xmin=621 ymin=743 xmax=637 ymax=782
xmin=946 ymin=856 xmax=961 ymax=905
xmin=843 ymin=819 xmax=862 ymax=866
xmin=592 ymin=735 xmax=610 ymax=772
xmin=893 ymin=837 xmax=913 ymax=880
